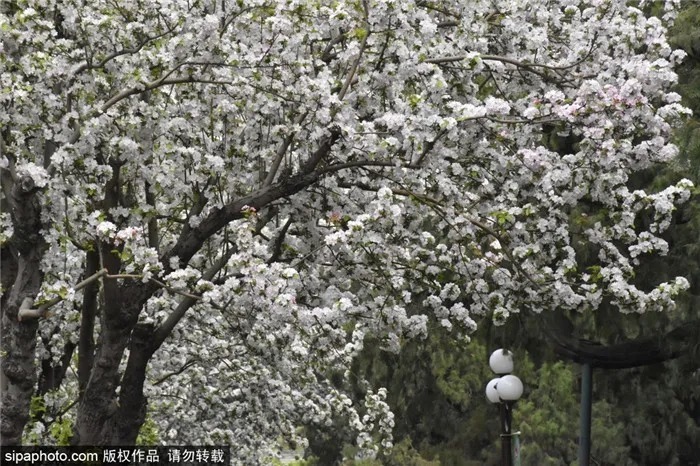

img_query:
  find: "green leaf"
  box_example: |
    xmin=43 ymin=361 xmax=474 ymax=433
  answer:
xmin=352 ymin=27 xmax=368 ymax=41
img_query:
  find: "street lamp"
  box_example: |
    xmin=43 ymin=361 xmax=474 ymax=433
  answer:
xmin=486 ymin=349 xmax=523 ymax=466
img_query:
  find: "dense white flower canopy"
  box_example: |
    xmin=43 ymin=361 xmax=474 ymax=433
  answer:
xmin=0 ymin=0 xmax=693 ymax=461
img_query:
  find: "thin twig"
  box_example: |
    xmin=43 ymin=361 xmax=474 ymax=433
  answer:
xmin=337 ymin=0 xmax=370 ymax=102
xmin=18 ymin=269 xmax=109 ymax=321
xmin=267 ymin=217 xmax=293 ymax=264
xmin=263 ymin=112 xmax=308 ymax=187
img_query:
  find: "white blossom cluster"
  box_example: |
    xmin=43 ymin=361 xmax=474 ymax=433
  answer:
xmin=2 ymin=0 xmax=694 ymax=461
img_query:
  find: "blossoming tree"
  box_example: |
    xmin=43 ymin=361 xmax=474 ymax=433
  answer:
xmin=0 ymin=0 xmax=694 ymax=461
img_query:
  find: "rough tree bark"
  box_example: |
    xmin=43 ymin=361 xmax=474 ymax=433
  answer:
xmin=0 ymin=168 xmax=47 ymax=445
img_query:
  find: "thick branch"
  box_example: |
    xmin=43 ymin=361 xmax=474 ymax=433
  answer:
xmin=38 ymin=340 xmax=75 ymax=395
xmin=167 ymin=132 xmax=340 ymax=269
xmin=152 ymin=248 xmax=236 ymax=351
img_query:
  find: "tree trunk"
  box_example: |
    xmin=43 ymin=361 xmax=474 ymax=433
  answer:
xmin=1 ymin=292 xmax=40 ymax=445
xmin=0 ymin=177 xmax=47 ymax=445
xmin=72 ymin=266 xmax=156 ymax=445
xmin=78 ymin=250 xmax=100 ymax=396
xmin=113 ymin=322 xmax=155 ymax=444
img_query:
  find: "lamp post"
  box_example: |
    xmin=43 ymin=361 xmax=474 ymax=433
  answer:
xmin=486 ymin=349 xmax=524 ymax=466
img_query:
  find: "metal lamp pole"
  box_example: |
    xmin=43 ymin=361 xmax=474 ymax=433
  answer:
xmin=500 ymin=401 xmax=514 ymax=466
xmin=486 ymin=349 xmax=524 ymax=466
xmin=579 ymin=361 xmax=593 ymax=466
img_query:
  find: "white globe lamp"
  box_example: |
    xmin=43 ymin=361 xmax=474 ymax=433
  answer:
xmin=485 ymin=377 xmax=501 ymax=404
xmin=489 ymin=348 xmax=514 ymax=375
xmin=496 ymin=374 xmax=523 ymax=401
